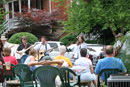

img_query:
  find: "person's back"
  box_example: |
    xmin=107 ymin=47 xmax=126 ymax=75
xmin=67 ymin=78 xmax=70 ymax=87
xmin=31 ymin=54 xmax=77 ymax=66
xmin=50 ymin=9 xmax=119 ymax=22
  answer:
xmin=54 ymin=45 xmax=73 ymax=67
xmin=54 ymin=55 xmax=72 ymax=67
xmin=95 ymin=45 xmax=126 ymax=81
xmin=96 ymin=57 xmax=125 ymax=71
xmin=3 ymin=48 xmax=18 ymax=65
xmin=4 ymin=56 xmax=18 ymax=65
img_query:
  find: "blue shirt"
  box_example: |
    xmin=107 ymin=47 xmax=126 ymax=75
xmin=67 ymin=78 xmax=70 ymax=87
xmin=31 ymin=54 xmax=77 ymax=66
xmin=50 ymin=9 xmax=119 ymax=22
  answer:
xmin=95 ymin=57 xmax=126 ymax=81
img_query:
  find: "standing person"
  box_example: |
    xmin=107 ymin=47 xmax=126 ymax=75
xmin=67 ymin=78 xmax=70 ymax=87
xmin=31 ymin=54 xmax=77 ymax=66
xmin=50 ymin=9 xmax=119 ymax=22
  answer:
xmin=114 ymin=33 xmax=123 ymax=56
xmin=74 ymin=48 xmax=97 ymax=87
xmin=1 ymin=36 xmax=14 ymax=49
xmin=0 ymin=40 xmax=4 ymax=83
xmin=72 ymin=36 xmax=87 ymax=61
xmin=3 ymin=48 xmax=18 ymax=65
xmin=34 ymin=36 xmax=52 ymax=61
xmin=1 ymin=36 xmax=15 ymax=56
xmin=16 ymin=36 xmax=31 ymax=63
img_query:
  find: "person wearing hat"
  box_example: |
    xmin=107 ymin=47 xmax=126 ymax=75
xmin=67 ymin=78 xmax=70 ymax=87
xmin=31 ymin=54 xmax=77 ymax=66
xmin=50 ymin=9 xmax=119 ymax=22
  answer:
xmin=1 ymin=36 xmax=14 ymax=49
xmin=114 ymin=33 xmax=123 ymax=56
xmin=16 ymin=36 xmax=31 ymax=63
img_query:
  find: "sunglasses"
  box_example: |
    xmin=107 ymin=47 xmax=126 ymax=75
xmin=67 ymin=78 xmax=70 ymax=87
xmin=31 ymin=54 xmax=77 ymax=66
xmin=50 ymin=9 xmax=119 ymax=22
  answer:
xmin=22 ymin=38 xmax=26 ymax=40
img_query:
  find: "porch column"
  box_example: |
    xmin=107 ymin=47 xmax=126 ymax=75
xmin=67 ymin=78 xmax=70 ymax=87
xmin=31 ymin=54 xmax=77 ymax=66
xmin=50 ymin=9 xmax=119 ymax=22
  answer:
xmin=49 ymin=0 xmax=51 ymax=13
xmin=19 ymin=0 xmax=21 ymax=13
xmin=28 ymin=0 xmax=31 ymax=12
xmin=5 ymin=3 xmax=9 ymax=21
xmin=12 ymin=2 xmax=14 ymax=18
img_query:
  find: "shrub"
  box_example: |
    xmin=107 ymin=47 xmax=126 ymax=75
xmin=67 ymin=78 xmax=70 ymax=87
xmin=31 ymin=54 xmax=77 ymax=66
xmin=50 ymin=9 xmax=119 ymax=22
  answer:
xmin=8 ymin=32 xmax=38 ymax=44
xmin=60 ymin=34 xmax=77 ymax=46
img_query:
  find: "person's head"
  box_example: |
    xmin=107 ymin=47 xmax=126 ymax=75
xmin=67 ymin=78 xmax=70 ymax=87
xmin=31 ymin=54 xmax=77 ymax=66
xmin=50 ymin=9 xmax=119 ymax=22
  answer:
xmin=3 ymin=48 xmax=11 ymax=56
xmin=41 ymin=36 xmax=46 ymax=44
xmin=21 ymin=36 xmax=27 ymax=44
xmin=104 ymin=45 xmax=114 ymax=56
xmin=77 ymin=36 xmax=85 ymax=45
xmin=1 ymin=36 xmax=7 ymax=44
xmin=29 ymin=49 xmax=38 ymax=57
xmin=0 ymin=40 xmax=3 ymax=52
xmin=59 ymin=45 xmax=66 ymax=55
xmin=116 ymin=33 xmax=123 ymax=39
xmin=80 ymin=48 xmax=87 ymax=57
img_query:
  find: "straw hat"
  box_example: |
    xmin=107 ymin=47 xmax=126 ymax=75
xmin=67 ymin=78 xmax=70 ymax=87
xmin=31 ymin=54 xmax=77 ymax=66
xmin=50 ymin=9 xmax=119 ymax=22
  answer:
xmin=1 ymin=36 xmax=7 ymax=40
xmin=116 ymin=33 xmax=123 ymax=38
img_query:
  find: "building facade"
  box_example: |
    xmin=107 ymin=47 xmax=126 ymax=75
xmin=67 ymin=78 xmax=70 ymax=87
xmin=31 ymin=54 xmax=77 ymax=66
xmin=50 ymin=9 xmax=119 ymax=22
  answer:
xmin=0 ymin=0 xmax=70 ymax=40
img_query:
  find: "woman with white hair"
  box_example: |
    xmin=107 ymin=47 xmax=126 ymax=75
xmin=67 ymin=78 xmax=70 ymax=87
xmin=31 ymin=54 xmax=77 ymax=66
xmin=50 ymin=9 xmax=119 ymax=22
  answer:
xmin=54 ymin=45 xmax=73 ymax=67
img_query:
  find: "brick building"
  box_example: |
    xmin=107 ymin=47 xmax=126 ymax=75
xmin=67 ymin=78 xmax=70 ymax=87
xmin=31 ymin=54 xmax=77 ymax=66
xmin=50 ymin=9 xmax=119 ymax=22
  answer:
xmin=0 ymin=0 xmax=70 ymax=40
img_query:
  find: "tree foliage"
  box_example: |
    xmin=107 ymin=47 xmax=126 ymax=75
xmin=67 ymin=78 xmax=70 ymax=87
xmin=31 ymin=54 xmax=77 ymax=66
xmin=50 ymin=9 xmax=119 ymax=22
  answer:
xmin=60 ymin=33 xmax=77 ymax=45
xmin=54 ymin=0 xmax=130 ymax=39
xmin=15 ymin=6 xmax=62 ymax=29
xmin=0 ymin=8 xmax=9 ymax=34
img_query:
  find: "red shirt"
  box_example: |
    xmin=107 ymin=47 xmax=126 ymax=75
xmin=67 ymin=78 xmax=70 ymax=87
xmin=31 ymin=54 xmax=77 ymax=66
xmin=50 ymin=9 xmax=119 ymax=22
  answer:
xmin=3 ymin=56 xmax=18 ymax=65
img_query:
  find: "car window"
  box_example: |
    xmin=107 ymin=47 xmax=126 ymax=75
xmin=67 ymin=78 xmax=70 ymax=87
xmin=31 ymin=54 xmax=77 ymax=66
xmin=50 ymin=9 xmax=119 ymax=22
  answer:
xmin=48 ymin=43 xmax=59 ymax=51
xmin=60 ymin=43 xmax=64 ymax=46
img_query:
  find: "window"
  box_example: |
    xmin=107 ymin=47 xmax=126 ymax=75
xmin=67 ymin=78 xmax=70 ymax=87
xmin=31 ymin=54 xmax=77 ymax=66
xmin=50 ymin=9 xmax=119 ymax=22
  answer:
xmin=48 ymin=43 xmax=59 ymax=51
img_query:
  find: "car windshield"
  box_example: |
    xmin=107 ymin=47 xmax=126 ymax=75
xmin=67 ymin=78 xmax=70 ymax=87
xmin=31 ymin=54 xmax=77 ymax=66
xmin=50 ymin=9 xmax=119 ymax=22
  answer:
xmin=60 ymin=43 xmax=64 ymax=46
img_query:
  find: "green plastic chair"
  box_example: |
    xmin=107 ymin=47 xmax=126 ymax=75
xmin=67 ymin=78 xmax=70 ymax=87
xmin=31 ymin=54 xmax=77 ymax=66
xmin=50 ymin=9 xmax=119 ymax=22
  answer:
xmin=98 ymin=68 xmax=122 ymax=87
xmin=13 ymin=64 xmax=34 ymax=87
xmin=60 ymin=67 xmax=81 ymax=87
xmin=4 ymin=64 xmax=15 ymax=80
xmin=33 ymin=65 xmax=64 ymax=87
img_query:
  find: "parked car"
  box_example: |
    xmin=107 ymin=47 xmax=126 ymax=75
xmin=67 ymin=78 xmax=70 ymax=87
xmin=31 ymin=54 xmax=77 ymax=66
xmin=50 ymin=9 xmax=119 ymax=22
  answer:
xmin=67 ymin=44 xmax=104 ymax=57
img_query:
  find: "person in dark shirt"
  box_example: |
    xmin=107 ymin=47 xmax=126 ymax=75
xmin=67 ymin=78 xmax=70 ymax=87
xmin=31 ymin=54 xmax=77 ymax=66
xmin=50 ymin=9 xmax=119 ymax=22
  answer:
xmin=16 ymin=36 xmax=31 ymax=63
xmin=0 ymin=40 xmax=4 ymax=83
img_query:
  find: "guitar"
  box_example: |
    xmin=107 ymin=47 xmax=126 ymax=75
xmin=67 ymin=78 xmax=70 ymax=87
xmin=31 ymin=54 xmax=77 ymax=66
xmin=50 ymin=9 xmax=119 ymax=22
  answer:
xmin=35 ymin=46 xmax=58 ymax=61
xmin=17 ymin=45 xmax=35 ymax=59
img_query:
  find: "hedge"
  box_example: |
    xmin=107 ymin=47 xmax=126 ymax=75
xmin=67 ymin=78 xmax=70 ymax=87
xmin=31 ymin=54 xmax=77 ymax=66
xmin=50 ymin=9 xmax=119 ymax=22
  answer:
xmin=60 ymin=34 xmax=77 ymax=46
xmin=8 ymin=32 xmax=38 ymax=44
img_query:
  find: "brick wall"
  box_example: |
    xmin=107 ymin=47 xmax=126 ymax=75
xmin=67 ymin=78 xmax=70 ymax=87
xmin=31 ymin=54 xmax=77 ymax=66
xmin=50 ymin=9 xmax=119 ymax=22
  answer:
xmin=51 ymin=0 xmax=70 ymax=21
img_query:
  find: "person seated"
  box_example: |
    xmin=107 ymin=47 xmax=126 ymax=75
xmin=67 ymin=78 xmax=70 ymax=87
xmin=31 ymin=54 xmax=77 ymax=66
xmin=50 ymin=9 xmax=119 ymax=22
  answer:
xmin=54 ymin=45 xmax=73 ymax=67
xmin=95 ymin=45 xmax=127 ymax=81
xmin=28 ymin=59 xmax=64 ymax=68
xmin=24 ymin=49 xmax=64 ymax=70
xmin=3 ymin=48 xmax=18 ymax=65
xmin=74 ymin=48 xmax=97 ymax=87
xmin=24 ymin=49 xmax=37 ymax=64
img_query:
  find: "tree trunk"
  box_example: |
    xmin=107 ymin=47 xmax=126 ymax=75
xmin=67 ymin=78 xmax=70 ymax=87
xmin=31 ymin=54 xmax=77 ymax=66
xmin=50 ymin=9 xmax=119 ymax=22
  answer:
xmin=110 ymin=27 xmax=116 ymax=40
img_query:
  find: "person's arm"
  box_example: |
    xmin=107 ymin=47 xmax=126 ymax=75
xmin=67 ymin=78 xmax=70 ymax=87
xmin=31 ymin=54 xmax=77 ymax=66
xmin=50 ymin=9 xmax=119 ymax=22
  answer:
xmin=28 ymin=60 xmax=46 ymax=67
xmin=0 ymin=61 xmax=2 ymax=66
xmin=42 ymin=60 xmax=64 ymax=68
xmin=30 ymin=56 xmax=35 ymax=62
xmin=47 ymin=44 xmax=53 ymax=52
xmin=90 ymin=65 xmax=94 ymax=74
xmin=120 ymin=59 xmax=127 ymax=73
xmin=94 ymin=60 xmax=101 ymax=74
xmin=72 ymin=46 xmax=76 ymax=59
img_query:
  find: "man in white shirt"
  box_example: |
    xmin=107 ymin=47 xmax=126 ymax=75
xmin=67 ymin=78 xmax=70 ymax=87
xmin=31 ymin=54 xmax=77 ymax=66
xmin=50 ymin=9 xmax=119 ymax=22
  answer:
xmin=1 ymin=36 xmax=15 ymax=56
xmin=114 ymin=33 xmax=123 ymax=56
xmin=1 ymin=36 xmax=14 ymax=49
xmin=34 ymin=36 xmax=52 ymax=61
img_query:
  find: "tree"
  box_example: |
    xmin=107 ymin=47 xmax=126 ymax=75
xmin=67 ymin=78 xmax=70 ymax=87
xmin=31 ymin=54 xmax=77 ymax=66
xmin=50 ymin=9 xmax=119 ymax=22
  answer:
xmin=54 ymin=0 xmax=130 ymax=40
xmin=15 ymin=6 xmax=62 ymax=30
